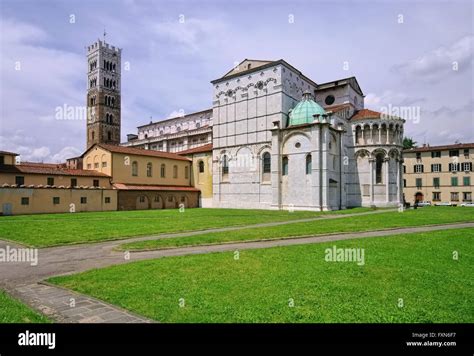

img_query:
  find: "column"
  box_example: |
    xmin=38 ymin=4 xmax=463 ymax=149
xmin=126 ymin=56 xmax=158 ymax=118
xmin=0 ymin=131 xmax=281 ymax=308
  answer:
xmin=312 ymin=125 xmax=321 ymax=210
xmin=321 ymin=125 xmax=329 ymax=210
xmin=270 ymin=123 xmax=281 ymax=209
xmin=396 ymin=158 xmax=401 ymax=205
xmin=385 ymin=157 xmax=390 ymax=204
xmin=369 ymin=158 xmax=375 ymax=205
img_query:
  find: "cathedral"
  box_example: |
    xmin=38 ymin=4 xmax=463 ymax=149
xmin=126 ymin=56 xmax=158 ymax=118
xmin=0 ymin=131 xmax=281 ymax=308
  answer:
xmin=128 ymin=58 xmax=405 ymax=210
xmin=0 ymin=40 xmax=405 ymax=215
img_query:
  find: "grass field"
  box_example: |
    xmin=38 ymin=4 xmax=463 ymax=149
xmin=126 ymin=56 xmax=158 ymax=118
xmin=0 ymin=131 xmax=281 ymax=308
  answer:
xmin=0 ymin=207 xmax=372 ymax=247
xmin=119 ymin=207 xmax=474 ymax=251
xmin=49 ymin=228 xmax=474 ymax=323
xmin=0 ymin=290 xmax=49 ymax=323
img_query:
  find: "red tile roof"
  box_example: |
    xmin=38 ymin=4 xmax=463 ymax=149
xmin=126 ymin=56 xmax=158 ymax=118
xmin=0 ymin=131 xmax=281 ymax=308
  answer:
xmin=403 ymin=142 xmax=474 ymax=153
xmin=0 ymin=164 xmax=109 ymax=177
xmin=95 ymin=144 xmax=191 ymax=161
xmin=112 ymin=183 xmax=200 ymax=192
xmin=350 ymin=109 xmax=382 ymax=121
xmin=178 ymin=144 xmax=213 ymax=155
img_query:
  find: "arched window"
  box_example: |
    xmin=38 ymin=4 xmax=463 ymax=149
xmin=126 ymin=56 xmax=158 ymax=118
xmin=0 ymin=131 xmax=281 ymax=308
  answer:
xmin=110 ymin=114 xmax=113 ymax=124
xmin=306 ymin=154 xmax=312 ymax=174
xmin=282 ymin=156 xmax=288 ymax=176
xmin=160 ymin=164 xmax=166 ymax=178
xmin=113 ymin=63 xmax=116 ymax=72
xmin=107 ymin=131 xmax=112 ymax=141
xmin=132 ymin=161 xmax=138 ymax=176
xmin=111 ymin=97 xmax=115 ymax=107
xmin=91 ymin=131 xmax=95 ymax=140
xmin=184 ymin=166 xmax=189 ymax=179
xmin=262 ymin=152 xmax=271 ymax=173
xmin=198 ymin=160 xmax=205 ymax=173
xmin=222 ymin=155 xmax=229 ymax=174
xmin=173 ymin=165 xmax=178 ymax=178
xmin=376 ymin=154 xmax=384 ymax=184
xmin=147 ymin=162 xmax=152 ymax=177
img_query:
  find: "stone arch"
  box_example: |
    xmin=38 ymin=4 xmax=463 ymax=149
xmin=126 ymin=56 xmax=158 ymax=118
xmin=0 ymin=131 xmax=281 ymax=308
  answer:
xmin=354 ymin=149 xmax=370 ymax=159
xmin=165 ymin=195 xmax=177 ymax=209
xmin=388 ymin=148 xmax=400 ymax=160
xmin=235 ymin=146 xmax=254 ymax=172
xmin=371 ymin=148 xmax=387 ymax=159
xmin=281 ymin=130 xmax=311 ymax=148
xmin=355 ymin=125 xmax=363 ymax=145
xmin=179 ymin=195 xmax=188 ymax=208
xmin=136 ymin=195 xmax=149 ymax=210
xmin=151 ymin=194 xmax=163 ymax=209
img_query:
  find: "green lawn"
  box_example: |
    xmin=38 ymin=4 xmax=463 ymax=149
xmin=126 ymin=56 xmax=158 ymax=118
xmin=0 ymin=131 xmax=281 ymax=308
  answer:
xmin=0 ymin=207 xmax=372 ymax=247
xmin=0 ymin=290 xmax=49 ymax=323
xmin=120 ymin=207 xmax=474 ymax=251
xmin=49 ymin=228 xmax=474 ymax=323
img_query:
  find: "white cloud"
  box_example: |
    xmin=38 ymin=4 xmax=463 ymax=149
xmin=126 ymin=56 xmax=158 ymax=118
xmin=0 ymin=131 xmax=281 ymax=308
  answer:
xmin=392 ymin=35 xmax=474 ymax=82
xmin=151 ymin=17 xmax=229 ymax=53
xmin=0 ymin=18 xmax=85 ymax=163
xmin=50 ymin=146 xmax=82 ymax=163
xmin=365 ymin=90 xmax=425 ymax=109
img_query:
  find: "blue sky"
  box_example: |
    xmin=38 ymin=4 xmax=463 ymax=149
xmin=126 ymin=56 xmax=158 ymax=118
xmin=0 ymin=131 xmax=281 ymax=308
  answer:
xmin=0 ymin=0 xmax=473 ymax=162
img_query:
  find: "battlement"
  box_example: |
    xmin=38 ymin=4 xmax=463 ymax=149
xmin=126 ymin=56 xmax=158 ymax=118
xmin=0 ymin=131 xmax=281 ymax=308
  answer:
xmin=87 ymin=39 xmax=121 ymax=54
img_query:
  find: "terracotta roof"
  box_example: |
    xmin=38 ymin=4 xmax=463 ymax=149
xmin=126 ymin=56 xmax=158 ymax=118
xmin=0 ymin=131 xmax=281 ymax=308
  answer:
xmin=20 ymin=161 xmax=66 ymax=168
xmin=94 ymin=144 xmax=191 ymax=161
xmin=0 ymin=150 xmax=19 ymax=156
xmin=403 ymin=143 xmax=474 ymax=153
xmin=324 ymin=103 xmax=354 ymax=115
xmin=178 ymin=144 xmax=213 ymax=155
xmin=112 ymin=183 xmax=200 ymax=192
xmin=350 ymin=109 xmax=382 ymax=121
xmin=0 ymin=164 xmax=109 ymax=177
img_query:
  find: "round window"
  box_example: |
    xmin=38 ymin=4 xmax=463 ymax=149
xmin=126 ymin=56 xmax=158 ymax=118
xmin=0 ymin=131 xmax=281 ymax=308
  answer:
xmin=295 ymin=142 xmax=301 ymax=148
xmin=325 ymin=95 xmax=335 ymax=105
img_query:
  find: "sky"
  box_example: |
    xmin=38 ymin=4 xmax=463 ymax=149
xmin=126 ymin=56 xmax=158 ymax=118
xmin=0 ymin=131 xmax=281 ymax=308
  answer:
xmin=0 ymin=0 xmax=473 ymax=162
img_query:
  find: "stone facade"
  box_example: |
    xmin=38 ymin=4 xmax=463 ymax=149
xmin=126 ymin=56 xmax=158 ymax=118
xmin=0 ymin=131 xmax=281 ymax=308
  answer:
xmin=124 ymin=109 xmax=212 ymax=153
xmin=209 ymin=60 xmax=404 ymax=210
xmin=117 ymin=189 xmax=199 ymax=211
xmin=86 ymin=40 xmax=122 ymax=149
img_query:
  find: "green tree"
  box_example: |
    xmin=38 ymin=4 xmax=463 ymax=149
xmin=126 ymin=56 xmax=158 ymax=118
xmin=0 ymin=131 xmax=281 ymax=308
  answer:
xmin=403 ymin=137 xmax=417 ymax=149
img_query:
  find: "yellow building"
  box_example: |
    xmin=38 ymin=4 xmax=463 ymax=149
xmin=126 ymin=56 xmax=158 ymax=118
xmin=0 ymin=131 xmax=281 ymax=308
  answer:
xmin=403 ymin=143 xmax=473 ymax=205
xmin=81 ymin=143 xmax=200 ymax=210
xmin=0 ymin=151 xmax=116 ymax=215
xmin=177 ymin=144 xmax=213 ymax=207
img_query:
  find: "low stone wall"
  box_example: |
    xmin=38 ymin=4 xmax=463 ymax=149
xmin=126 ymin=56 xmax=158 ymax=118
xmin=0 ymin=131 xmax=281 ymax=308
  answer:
xmin=117 ymin=190 xmax=199 ymax=210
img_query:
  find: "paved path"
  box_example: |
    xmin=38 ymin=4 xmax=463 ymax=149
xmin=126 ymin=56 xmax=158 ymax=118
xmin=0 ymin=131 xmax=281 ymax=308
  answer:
xmin=9 ymin=283 xmax=152 ymax=323
xmin=1 ymin=217 xmax=472 ymax=323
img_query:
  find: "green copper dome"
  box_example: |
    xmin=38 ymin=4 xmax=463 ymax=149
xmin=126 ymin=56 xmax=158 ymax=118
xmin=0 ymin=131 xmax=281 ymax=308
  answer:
xmin=288 ymin=91 xmax=326 ymax=126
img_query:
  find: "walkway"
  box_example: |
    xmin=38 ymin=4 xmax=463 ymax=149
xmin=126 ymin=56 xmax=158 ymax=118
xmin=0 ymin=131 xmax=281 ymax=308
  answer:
xmin=1 ymin=216 xmax=472 ymax=323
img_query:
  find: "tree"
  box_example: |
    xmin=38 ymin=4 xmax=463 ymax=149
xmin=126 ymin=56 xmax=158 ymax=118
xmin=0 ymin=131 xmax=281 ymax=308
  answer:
xmin=403 ymin=137 xmax=417 ymax=149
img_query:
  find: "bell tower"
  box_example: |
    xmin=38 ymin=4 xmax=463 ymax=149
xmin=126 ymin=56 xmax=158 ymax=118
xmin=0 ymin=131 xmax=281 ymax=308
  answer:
xmin=86 ymin=39 xmax=121 ymax=149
